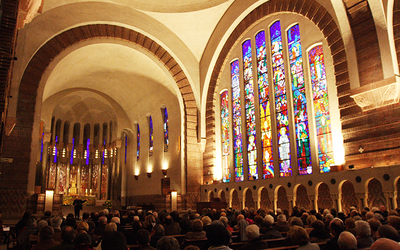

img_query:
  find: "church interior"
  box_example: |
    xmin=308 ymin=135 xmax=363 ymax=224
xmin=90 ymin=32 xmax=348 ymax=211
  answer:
xmin=0 ymin=0 xmax=399 ymax=218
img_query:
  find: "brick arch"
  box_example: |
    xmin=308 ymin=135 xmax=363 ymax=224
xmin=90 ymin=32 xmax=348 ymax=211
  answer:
xmin=203 ymin=0 xmax=353 ymax=178
xmin=4 ymin=24 xmax=198 ymax=207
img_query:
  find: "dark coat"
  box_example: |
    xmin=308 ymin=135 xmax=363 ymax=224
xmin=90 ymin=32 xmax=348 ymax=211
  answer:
xmin=241 ymin=237 xmax=268 ymax=250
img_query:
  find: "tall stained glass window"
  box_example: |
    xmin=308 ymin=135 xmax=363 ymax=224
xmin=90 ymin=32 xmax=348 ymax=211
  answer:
xmin=137 ymin=124 xmax=140 ymax=160
xmin=287 ymin=24 xmax=312 ymax=175
xmin=231 ymin=60 xmax=244 ymax=182
xmin=242 ymin=40 xmax=258 ymax=180
xmin=255 ymin=31 xmax=274 ymax=179
xmin=270 ymin=21 xmax=291 ymax=177
xmin=220 ymin=90 xmax=231 ymax=182
xmin=309 ymin=45 xmax=334 ymax=173
xmin=149 ymin=116 xmax=153 ymax=157
xmin=164 ymin=108 xmax=169 ymax=152
xmin=86 ymin=139 xmax=90 ymax=165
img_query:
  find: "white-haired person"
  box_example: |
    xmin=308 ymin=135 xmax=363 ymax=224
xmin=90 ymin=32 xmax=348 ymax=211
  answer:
xmin=338 ymin=231 xmax=357 ymax=250
xmin=355 ymin=220 xmax=374 ymax=248
xmin=241 ymin=224 xmax=268 ymax=250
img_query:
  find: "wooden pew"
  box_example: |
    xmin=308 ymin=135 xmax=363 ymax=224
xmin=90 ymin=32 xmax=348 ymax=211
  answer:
xmin=181 ymin=238 xmax=209 ymax=250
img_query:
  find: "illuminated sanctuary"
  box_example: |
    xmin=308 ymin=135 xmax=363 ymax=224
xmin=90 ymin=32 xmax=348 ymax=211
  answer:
xmin=0 ymin=0 xmax=399 ymax=218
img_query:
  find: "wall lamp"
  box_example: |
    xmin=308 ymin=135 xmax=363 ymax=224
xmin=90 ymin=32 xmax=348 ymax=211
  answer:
xmin=147 ymin=172 xmax=152 ymax=178
xmin=162 ymin=169 xmax=167 ymax=176
xmin=134 ymin=175 xmax=139 ymax=180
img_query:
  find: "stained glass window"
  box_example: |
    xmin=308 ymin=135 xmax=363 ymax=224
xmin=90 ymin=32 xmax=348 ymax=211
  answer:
xmin=70 ymin=138 xmax=75 ymax=164
xmin=242 ymin=39 xmax=258 ymax=180
xmin=309 ymin=45 xmax=334 ymax=173
xmin=231 ymin=60 xmax=244 ymax=182
xmin=54 ymin=136 xmax=58 ymax=163
xmin=40 ymin=133 xmax=44 ymax=162
xmin=220 ymin=90 xmax=231 ymax=182
xmin=164 ymin=108 xmax=169 ymax=152
xmin=287 ymin=24 xmax=312 ymax=175
xmin=86 ymin=139 xmax=90 ymax=165
xmin=149 ymin=116 xmax=153 ymax=157
xmin=256 ymin=31 xmax=274 ymax=179
xmin=270 ymin=21 xmax=291 ymax=177
xmin=137 ymin=124 xmax=140 ymax=160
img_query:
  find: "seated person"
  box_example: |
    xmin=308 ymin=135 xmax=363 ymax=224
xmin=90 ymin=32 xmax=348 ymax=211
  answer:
xmin=289 ymin=225 xmax=320 ymax=250
xmin=241 ymin=225 xmax=267 ymax=250
xmin=355 ymin=220 xmax=374 ymax=248
xmin=156 ymin=236 xmax=180 ymax=250
xmin=137 ymin=229 xmax=156 ymax=250
xmin=338 ymin=231 xmax=357 ymax=250
xmin=206 ymin=223 xmax=232 ymax=250
xmin=185 ymin=219 xmax=206 ymax=239
xmin=260 ymin=215 xmax=282 ymax=239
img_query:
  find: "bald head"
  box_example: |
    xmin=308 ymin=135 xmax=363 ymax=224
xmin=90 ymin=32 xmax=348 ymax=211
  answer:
xmin=370 ymin=238 xmax=400 ymax=250
xmin=338 ymin=231 xmax=357 ymax=250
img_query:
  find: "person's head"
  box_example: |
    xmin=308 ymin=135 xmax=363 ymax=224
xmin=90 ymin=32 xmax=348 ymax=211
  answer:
xmin=289 ymin=225 xmax=309 ymax=246
xmin=101 ymin=232 xmax=127 ymax=250
xmin=311 ymin=220 xmax=325 ymax=231
xmin=192 ymin=219 xmax=203 ymax=232
xmin=111 ymin=216 xmax=121 ymax=225
xmin=388 ymin=215 xmax=400 ymax=230
xmin=39 ymin=225 xmax=54 ymax=240
xmin=264 ymin=214 xmax=274 ymax=224
xmin=99 ymin=216 xmax=107 ymax=225
xmin=289 ymin=217 xmax=304 ymax=227
xmin=370 ymin=238 xmax=400 ymax=250
xmin=236 ymin=214 xmax=244 ymax=221
xmin=76 ymin=222 xmax=89 ymax=234
xmin=137 ymin=229 xmax=151 ymax=246
xmin=82 ymin=212 xmax=90 ymax=220
xmin=201 ymin=216 xmax=211 ymax=226
xmin=27 ymin=217 xmax=37 ymax=227
xmin=183 ymin=246 xmax=200 ymax=250
xmin=245 ymin=224 xmax=260 ymax=240
xmin=156 ymin=236 xmax=180 ymax=250
xmin=307 ymin=215 xmax=317 ymax=226
xmin=44 ymin=211 xmax=51 ymax=217
xmin=37 ymin=219 xmax=48 ymax=230
xmin=377 ymin=225 xmax=399 ymax=241
xmin=355 ymin=220 xmax=371 ymax=238
xmin=338 ymin=231 xmax=357 ymax=250
xmin=277 ymin=214 xmax=287 ymax=222
xmin=165 ymin=215 xmax=173 ymax=225
xmin=219 ymin=216 xmax=229 ymax=227
xmin=206 ymin=223 xmax=231 ymax=246
xmin=330 ymin=218 xmax=344 ymax=236
xmin=345 ymin=218 xmax=356 ymax=229
xmin=153 ymin=224 xmax=165 ymax=236
xmin=61 ymin=226 xmax=76 ymax=243
xmin=50 ymin=216 xmax=62 ymax=228
xmin=105 ymin=222 xmax=117 ymax=233
xmin=368 ymin=218 xmax=382 ymax=233
xmin=74 ymin=233 xmax=91 ymax=246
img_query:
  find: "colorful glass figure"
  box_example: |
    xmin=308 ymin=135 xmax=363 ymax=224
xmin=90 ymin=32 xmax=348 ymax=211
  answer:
xmin=149 ymin=116 xmax=153 ymax=157
xmin=256 ymin=30 xmax=274 ymax=179
xmin=270 ymin=21 xmax=291 ymax=177
xmin=287 ymin=24 xmax=312 ymax=175
xmin=231 ymin=60 xmax=244 ymax=182
xmin=86 ymin=139 xmax=90 ymax=165
xmin=221 ymin=90 xmax=231 ymax=182
xmin=309 ymin=45 xmax=334 ymax=173
xmin=137 ymin=124 xmax=140 ymax=160
xmin=164 ymin=108 xmax=169 ymax=152
xmin=242 ymin=40 xmax=258 ymax=180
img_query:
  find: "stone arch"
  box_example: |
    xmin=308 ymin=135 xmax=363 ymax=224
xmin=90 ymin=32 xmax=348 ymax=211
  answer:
xmin=394 ymin=176 xmax=400 ymax=209
xmin=339 ymin=180 xmax=358 ymax=214
xmin=258 ymin=187 xmax=271 ymax=211
xmin=203 ymin=0 xmax=353 ymax=175
xmin=231 ymin=189 xmax=241 ymax=210
xmin=208 ymin=190 xmax=214 ymax=202
xmin=294 ymin=184 xmax=311 ymax=211
xmin=276 ymin=186 xmax=289 ymax=213
xmin=7 ymin=24 xmax=199 ymax=208
xmin=218 ymin=190 xmax=226 ymax=203
xmin=316 ymin=182 xmax=333 ymax=210
xmin=244 ymin=188 xmax=255 ymax=209
xmin=367 ymin=178 xmax=386 ymax=208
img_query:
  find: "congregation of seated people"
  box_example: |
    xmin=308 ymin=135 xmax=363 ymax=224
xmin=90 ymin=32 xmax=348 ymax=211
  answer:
xmin=9 ymin=205 xmax=400 ymax=250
